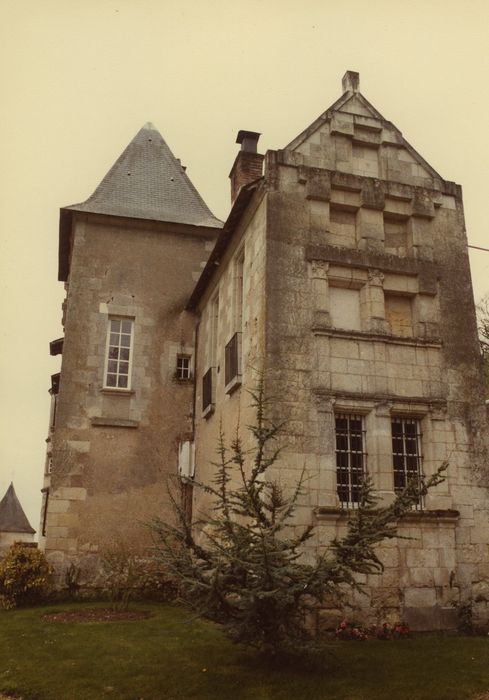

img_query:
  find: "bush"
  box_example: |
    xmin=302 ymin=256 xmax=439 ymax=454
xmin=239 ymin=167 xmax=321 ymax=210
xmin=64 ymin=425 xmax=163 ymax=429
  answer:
xmin=101 ymin=545 xmax=179 ymax=610
xmin=64 ymin=563 xmax=81 ymax=599
xmin=101 ymin=544 xmax=138 ymax=612
xmin=136 ymin=558 xmax=179 ymax=602
xmin=335 ymin=620 xmax=369 ymax=641
xmin=0 ymin=543 xmax=52 ymax=608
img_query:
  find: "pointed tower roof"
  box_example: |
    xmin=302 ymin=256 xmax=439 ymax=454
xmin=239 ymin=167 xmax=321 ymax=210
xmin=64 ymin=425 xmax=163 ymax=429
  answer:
xmin=64 ymin=123 xmax=223 ymax=228
xmin=0 ymin=483 xmax=35 ymax=534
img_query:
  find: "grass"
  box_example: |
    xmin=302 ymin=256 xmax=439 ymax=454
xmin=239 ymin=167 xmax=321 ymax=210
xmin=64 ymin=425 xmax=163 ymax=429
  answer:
xmin=1 ymin=601 xmax=489 ymax=699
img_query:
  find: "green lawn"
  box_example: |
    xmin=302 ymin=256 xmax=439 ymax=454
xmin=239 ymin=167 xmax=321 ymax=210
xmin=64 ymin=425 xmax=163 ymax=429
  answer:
xmin=1 ymin=602 xmax=489 ymax=700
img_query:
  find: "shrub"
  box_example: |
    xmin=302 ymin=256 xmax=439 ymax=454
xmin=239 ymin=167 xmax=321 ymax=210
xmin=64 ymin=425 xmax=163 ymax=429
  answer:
xmin=0 ymin=543 xmax=52 ymax=608
xmin=375 ymin=621 xmax=410 ymax=640
xmin=64 ymin=563 xmax=81 ymax=599
xmin=335 ymin=620 xmax=369 ymax=641
xmin=101 ymin=545 xmax=179 ymax=609
xmin=136 ymin=558 xmax=179 ymax=602
xmin=101 ymin=544 xmax=138 ymax=612
xmin=335 ymin=620 xmax=410 ymax=641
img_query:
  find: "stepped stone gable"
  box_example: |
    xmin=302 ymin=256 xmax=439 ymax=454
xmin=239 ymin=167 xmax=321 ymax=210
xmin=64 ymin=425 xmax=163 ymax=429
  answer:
xmin=40 ymin=73 xmax=489 ymax=631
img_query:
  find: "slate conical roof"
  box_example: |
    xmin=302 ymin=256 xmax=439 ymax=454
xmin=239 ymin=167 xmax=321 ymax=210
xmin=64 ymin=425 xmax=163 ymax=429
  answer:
xmin=0 ymin=483 xmax=35 ymax=534
xmin=65 ymin=123 xmax=222 ymax=228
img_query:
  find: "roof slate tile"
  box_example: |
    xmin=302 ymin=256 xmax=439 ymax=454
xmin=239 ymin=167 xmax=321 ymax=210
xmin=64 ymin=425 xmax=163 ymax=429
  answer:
xmin=0 ymin=483 xmax=35 ymax=534
xmin=65 ymin=123 xmax=222 ymax=228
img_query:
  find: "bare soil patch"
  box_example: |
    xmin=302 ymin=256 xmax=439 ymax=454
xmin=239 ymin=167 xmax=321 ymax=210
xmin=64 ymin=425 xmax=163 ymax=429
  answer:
xmin=41 ymin=608 xmax=151 ymax=623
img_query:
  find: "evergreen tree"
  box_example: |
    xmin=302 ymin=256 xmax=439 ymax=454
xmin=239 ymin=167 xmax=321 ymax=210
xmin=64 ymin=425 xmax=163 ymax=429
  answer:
xmin=152 ymin=378 xmax=446 ymax=656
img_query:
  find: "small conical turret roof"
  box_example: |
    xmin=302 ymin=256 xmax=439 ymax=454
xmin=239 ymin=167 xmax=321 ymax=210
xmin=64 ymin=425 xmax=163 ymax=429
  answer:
xmin=0 ymin=483 xmax=35 ymax=534
xmin=64 ymin=123 xmax=222 ymax=228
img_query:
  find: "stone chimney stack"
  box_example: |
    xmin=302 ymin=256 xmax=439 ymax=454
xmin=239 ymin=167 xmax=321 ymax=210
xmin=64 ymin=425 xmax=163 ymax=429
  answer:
xmin=229 ymin=130 xmax=264 ymax=204
xmin=342 ymin=70 xmax=360 ymax=93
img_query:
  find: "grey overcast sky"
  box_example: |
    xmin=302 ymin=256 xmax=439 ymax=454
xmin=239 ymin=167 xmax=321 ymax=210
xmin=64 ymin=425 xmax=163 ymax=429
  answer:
xmin=1 ymin=0 xmax=488 ymax=532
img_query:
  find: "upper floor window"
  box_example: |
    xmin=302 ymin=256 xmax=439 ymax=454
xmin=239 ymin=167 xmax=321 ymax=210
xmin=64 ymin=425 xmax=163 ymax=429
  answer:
xmin=225 ymin=252 xmax=245 ymax=392
xmin=392 ymin=417 xmax=423 ymax=507
xmin=225 ymin=332 xmax=242 ymax=390
xmin=329 ymin=286 xmax=362 ymax=331
xmin=385 ymin=294 xmax=413 ymax=337
xmin=384 ymin=216 xmax=408 ymax=256
xmin=176 ymin=354 xmax=191 ymax=380
xmin=105 ymin=318 xmax=134 ymax=389
xmin=211 ymin=294 xmax=219 ymax=368
xmin=202 ymin=367 xmax=214 ymax=415
xmin=329 ymin=207 xmax=357 ymax=247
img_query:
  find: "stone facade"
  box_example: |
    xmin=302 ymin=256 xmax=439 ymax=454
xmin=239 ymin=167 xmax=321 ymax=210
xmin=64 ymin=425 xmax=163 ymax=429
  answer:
xmin=190 ymin=72 xmax=489 ymax=631
xmin=41 ymin=74 xmax=489 ymax=629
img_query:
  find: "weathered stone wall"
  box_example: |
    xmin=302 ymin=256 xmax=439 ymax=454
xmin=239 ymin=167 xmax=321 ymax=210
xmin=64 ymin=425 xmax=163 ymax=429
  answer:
xmin=189 ymin=117 xmax=489 ymax=628
xmin=291 ymin=98 xmax=439 ymax=189
xmin=43 ymin=213 xmax=217 ymax=578
xmin=260 ymin=145 xmax=489 ymax=629
xmin=192 ymin=193 xmax=267 ymax=518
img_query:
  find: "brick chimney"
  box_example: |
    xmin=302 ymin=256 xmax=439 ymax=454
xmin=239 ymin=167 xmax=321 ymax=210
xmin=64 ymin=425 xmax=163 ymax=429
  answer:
xmin=229 ymin=130 xmax=264 ymax=204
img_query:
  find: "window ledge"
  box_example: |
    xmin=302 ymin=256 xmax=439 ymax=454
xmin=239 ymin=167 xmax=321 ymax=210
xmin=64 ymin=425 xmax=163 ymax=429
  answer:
xmin=202 ymin=404 xmax=215 ymax=420
xmin=173 ymin=377 xmax=194 ymax=385
xmin=225 ymin=374 xmax=242 ymax=395
xmin=91 ymin=417 xmax=139 ymax=429
xmin=399 ymin=509 xmax=460 ymax=523
xmin=100 ymin=388 xmax=135 ymax=396
xmin=314 ymin=506 xmax=459 ymax=523
xmin=311 ymin=326 xmax=442 ymax=348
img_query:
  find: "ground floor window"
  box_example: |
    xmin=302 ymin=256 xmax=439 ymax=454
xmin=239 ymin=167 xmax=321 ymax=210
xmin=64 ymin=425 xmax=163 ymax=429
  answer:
xmin=391 ymin=416 xmax=423 ymax=507
xmin=335 ymin=414 xmax=366 ymax=508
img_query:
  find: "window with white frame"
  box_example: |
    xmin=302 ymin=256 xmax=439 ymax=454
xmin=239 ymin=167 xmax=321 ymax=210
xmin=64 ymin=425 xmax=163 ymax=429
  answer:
xmin=391 ymin=417 xmax=423 ymax=507
xmin=104 ymin=318 xmax=134 ymax=389
xmin=176 ymin=354 xmax=191 ymax=380
xmin=335 ymin=414 xmax=366 ymax=508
